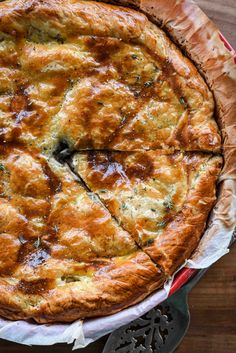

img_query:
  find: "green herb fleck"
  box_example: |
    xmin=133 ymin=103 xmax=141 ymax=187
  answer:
xmin=18 ymin=235 xmax=27 ymax=245
xmin=34 ymin=237 xmax=41 ymax=249
xmin=194 ymin=171 xmax=200 ymax=181
xmin=151 ymin=208 xmax=156 ymax=212
xmin=159 ymin=220 xmax=167 ymax=228
xmin=145 ymin=238 xmax=154 ymax=246
xmin=121 ymin=202 xmax=128 ymax=210
xmin=163 ymin=200 xmax=173 ymax=210
xmin=99 ymin=189 xmax=107 ymax=193
xmin=61 ymin=276 xmax=78 ymax=283
xmin=144 ymin=81 xmax=153 ymax=88
xmin=179 ymin=96 xmax=187 ymax=107
xmin=0 ymin=163 xmax=4 ymax=171
xmin=131 ymin=54 xmax=138 ymax=59
xmin=55 ymin=33 xmax=64 ymax=44
xmin=97 ymin=101 xmax=104 ymax=106
xmin=53 ymin=225 xmax=59 ymax=233
xmin=134 ymin=90 xmax=141 ymax=97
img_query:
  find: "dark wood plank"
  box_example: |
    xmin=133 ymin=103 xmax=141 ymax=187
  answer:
xmin=176 ymin=1 xmax=236 ymax=351
xmin=176 ymin=244 xmax=236 ymax=353
xmin=196 ymin=0 xmax=236 ymax=47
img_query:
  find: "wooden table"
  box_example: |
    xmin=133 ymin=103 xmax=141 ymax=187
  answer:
xmin=1 ymin=1 xmax=235 ymax=352
xmin=177 ymin=1 xmax=236 ymax=350
xmin=196 ymin=0 xmax=235 ymax=47
xmin=176 ymin=244 xmax=236 ymax=353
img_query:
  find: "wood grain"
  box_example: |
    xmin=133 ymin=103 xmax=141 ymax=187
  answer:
xmin=176 ymin=2 xmax=236 ymax=350
xmin=176 ymin=244 xmax=236 ymax=353
xmin=0 ymin=1 xmax=235 ymax=352
xmin=196 ymin=0 xmax=236 ymax=47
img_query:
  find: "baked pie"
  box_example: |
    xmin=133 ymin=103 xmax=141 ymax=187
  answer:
xmin=0 ymin=0 xmax=234 ymax=323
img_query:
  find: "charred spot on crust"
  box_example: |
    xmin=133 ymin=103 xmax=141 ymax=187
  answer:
xmin=10 ymin=94 xmax=28 ymax=114
xmin=17 ymin=240 xmax=50 ymax=268
xmin=85 ymin=36 xmax=121 ymax=63
xmin=27 ymin=248 xmax=50 ymax=268
xmin=17 ymin=240 xmax=34 ymax=264
xmin=16 ymin=278 xmax=52 ymax=295
xmin=53 ymin=139 xmax=72 ymax=164
xmin=42 ymin=161 xmax=62 ymax=194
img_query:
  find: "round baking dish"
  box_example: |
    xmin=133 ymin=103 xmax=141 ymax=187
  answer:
xmin=0 ymin=0 xmax=235 ymax=347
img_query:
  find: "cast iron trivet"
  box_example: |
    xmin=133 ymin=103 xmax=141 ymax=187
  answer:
xmin=102 ymin=269 xmax=207 ymax=353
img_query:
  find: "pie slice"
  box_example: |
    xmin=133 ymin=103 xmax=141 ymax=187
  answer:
xmin=54 ymin=37 xmax=221 ymax=152
xmin=0 ymin=146 xmax=164 ymax=322
xmin=72 ymin=151 xmax=222 ymax=275
xmin=0 ymin=0 xmax=221 ymax=152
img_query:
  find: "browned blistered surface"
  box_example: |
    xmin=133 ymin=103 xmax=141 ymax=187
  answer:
xmin=0 ymin=0 xmax=225 ymax=323
xmin=0 ymin=0 xmax=235 ymax=351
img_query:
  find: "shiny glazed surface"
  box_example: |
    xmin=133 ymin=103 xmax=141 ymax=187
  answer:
xmin=0 ymin=0 xmax=222 ymax=322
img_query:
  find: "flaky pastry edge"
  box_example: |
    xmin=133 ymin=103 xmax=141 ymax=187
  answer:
xmin=0 ymin=0 xmax=235 ymax=323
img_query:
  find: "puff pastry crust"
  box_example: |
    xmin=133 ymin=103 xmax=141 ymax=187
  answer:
xmin=0 ymin=0 xmax=233 ymax=323
xmin=72 ymin=151 xmax=222 ymax=274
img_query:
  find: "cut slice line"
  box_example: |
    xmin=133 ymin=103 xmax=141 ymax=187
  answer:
xmin=71 ymin=150 xmax=222 ymax=276
xmin=66 ymin=155 xmax=167 ymax=276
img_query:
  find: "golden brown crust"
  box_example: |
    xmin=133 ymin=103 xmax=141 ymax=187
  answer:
xmin=0 ymin=0 xmax=233 ymax=323
xmin=0 ymin=0 xmax=221 ymax=152
xmin=98 ymin=0 xmax=235 ymax=171
xmin=144 ymin=155 xmax=222 ymax=274
xmin=0 ymin=252 xmax=164 ymax=323
xmin=106 ymin=0 xmax=236 ymax=269
xmin=72 ymin=151 xmax=223 ymax=275
xmin=139 ymin=0 xmax=236 ymax=172
xmin=0 ymin=147 xmax=164 ymax=322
